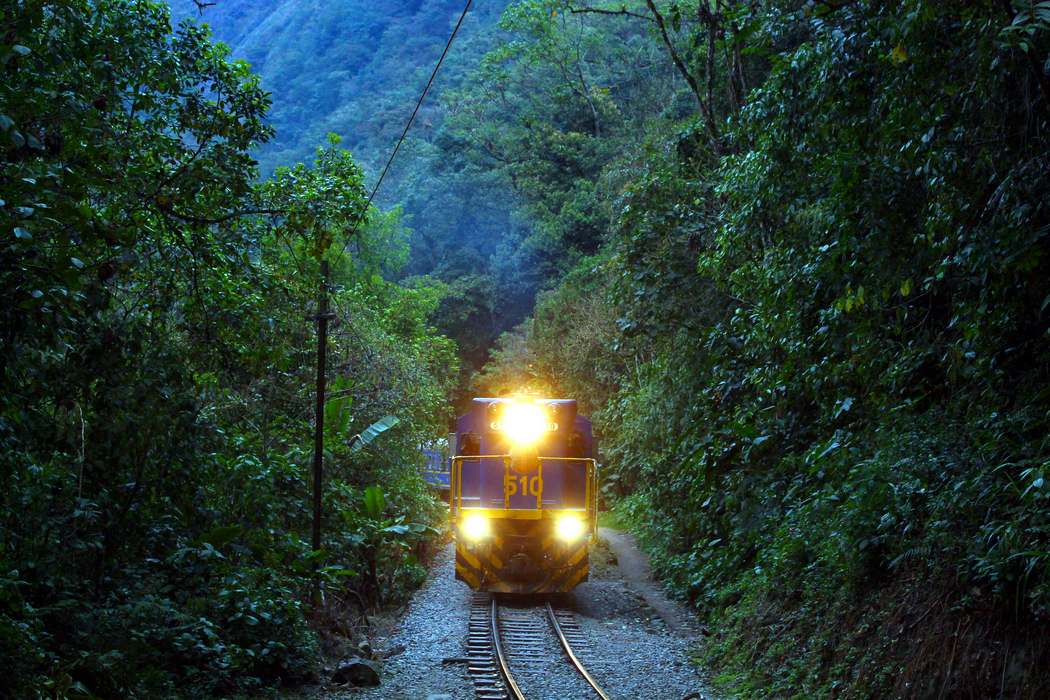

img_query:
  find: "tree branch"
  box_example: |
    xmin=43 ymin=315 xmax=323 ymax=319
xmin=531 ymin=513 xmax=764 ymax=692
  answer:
xmin=164 ymin=207 xmax=286 ymax=225
xmin=569 ymin=15 xmax=602 ymax=137
xmin=568 ymin=5 xmax=655 ymax=22
xmin=700 ymin=3 xmax=717 ymax=127
xmin=644 ymin=0 xmax=720 ymax=146
xmin=998 ymin=0 xmax=1050 ymax=111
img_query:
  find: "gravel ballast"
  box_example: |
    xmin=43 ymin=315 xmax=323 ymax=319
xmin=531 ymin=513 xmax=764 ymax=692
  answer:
xmin=327 ymin=532 xmax=724 ymax=699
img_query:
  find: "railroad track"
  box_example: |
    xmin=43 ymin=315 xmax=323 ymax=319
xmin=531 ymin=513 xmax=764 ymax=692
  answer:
xmin=466 ymin=593 xmax=611 ymax=700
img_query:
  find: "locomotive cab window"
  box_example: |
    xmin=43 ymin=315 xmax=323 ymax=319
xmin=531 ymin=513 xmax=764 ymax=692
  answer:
xmin=459 ymin=432 xmax=480 ymax=456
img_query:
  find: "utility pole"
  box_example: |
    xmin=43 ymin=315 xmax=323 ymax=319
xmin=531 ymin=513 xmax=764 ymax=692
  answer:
xmin=311 ymin=259 xmax=334 ymax=598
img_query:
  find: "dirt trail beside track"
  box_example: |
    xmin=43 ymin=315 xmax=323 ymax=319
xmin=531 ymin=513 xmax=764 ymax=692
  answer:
xmin=597 ymin=527 xmax=701 ymax=638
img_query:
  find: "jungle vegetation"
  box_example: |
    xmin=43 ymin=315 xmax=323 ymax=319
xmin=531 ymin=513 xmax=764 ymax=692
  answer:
xmin=467 ymin=1 xmax=1050 ymax=698
xmin=3 ymin=0 xmax=1049 ymax=698
xmin=2 ymin=1 xmax=456 ymax=696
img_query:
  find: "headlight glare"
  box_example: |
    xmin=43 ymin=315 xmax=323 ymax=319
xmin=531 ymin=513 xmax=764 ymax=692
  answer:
xmin=555 ymin=514 xmax=585 ymax=542
xmin=499 ymin=402 xmax=550 ymax=446
xmin=461 ymin=513 xmax=490 ymax=540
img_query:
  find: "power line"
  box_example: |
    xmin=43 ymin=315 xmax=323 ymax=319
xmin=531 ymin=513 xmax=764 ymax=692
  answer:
xmin=310 ymin=4 xmax=473 ymax=568
xmin=339 ymin=0 xmax=473 ymax=257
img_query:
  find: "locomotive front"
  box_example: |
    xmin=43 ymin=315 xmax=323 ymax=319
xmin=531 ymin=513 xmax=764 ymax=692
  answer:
xmin=450 ymin=397 xmax=598 ymax=593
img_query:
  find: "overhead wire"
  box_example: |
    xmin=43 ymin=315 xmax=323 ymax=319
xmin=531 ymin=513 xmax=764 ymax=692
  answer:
xmin=337 ymin=0 xmax=474 ymax=259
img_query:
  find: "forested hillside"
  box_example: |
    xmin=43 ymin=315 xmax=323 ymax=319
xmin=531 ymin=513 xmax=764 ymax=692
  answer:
xmin=168 ymin=0 xmax=539 ymax=378
xmin=464 ymin=1 xmax=1050 ymax=697
xmin=167 ymin=0 xmax=500 ymax=177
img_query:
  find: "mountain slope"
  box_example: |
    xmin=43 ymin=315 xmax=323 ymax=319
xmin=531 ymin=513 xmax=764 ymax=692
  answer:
xmin=168 ymin=0 xmax=504 ymax=177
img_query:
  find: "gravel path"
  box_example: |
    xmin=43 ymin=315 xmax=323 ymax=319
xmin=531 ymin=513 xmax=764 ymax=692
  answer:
xmin=565 ymin=580 xmax=715 ymax=699
xmin=596 ymin=527 xmax=703 ymax=637
xmin=565 ymin=532 xmax=722 ymax=700
xmin=324 ymin=531 xmax=725 ymax=700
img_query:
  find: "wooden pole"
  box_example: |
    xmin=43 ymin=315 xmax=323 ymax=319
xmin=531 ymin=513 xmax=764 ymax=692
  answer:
xmin=311 ymin=259 xmax=331 ymax=596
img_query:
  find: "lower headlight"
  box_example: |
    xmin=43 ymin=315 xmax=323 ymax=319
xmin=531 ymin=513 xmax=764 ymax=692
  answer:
xmin=555 ymin=514 xmax=585 ymax=542
xmin=461 ymin=513 xmax=490 ymax=540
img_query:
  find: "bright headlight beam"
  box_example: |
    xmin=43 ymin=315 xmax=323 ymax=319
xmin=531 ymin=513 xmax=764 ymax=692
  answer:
xmin=461 ymin=513 xmax=490 ymax=540
xmin=501 ymin=402 xmax=549 ymax=446
xmin=555 ymin=514 xmax=585 ymax=542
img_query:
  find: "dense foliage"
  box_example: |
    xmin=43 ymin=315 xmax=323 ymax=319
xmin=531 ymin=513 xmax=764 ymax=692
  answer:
xmin=1 ymin=2 xmax=455 ymax=697
xmin=6 ymin=0 xmax=1050 ymax=697
xmin=467 ymin=1 xmax=1050 ymax=697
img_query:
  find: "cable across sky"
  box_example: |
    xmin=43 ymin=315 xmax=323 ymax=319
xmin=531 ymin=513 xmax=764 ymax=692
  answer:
xmin=340 ymin=0 xmax=474 ymax=256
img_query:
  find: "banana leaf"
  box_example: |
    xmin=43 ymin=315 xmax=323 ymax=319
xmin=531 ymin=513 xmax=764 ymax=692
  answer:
xmin=349 ymin=415 xmax=400 ymax=452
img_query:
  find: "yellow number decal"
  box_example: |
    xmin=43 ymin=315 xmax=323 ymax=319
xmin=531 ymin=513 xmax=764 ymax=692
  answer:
xmin=503 ymin=476 xmax=546 ymax=497
xmin=505 ymin=475 xmax=543 ymax=498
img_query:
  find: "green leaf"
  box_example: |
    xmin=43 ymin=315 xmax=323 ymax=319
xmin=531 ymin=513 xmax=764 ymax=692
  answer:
xmin=833 ymin=397 xmax=854 ymax=419
xmin=817 ymin=440 xmax=840 ymax=461
xmin=1022 ymin=475 xmax=1045 ymax=498
xmin=323 ymin=567 xmax=357 ymax=578
xmin=363 ymin=485 xmax=385 ymax=518
xmin=304 ymin=548 xmax=327 ymax=563
xmin=201 ymin=525 xmax=242 ymax=548
xmin=350 ymin=414 xmax=400 ymax=452
xmin=13 ymin=227 xmax=31 ymax=240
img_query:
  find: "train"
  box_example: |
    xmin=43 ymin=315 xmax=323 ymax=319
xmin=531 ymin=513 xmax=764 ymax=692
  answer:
xmin=441 ymin=397 xmax=598 ymax=594
xmin=421 ymin=445 xmax=450 ymax=494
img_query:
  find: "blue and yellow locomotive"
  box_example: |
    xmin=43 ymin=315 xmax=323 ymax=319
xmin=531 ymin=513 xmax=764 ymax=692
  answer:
xmin=449 ymin=397 xmax=598 ymax=593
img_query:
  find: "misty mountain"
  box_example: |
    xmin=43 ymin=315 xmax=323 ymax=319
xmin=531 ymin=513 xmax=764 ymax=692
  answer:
xmin=169 ymin=0 xmax=501 ymax=175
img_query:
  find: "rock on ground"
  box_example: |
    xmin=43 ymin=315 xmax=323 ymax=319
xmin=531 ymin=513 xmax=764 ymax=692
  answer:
xmin=324 ymin=542 xmax=474 ymax=699
xmin=330 ymin=658 xmax=381 ymax=687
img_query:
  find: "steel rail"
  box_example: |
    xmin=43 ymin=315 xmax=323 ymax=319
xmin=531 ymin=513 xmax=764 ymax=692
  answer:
xmin=491 ymin=598 xmax=526 ymax=700
xmin=545 ymin=601 xmax=612 ymax=700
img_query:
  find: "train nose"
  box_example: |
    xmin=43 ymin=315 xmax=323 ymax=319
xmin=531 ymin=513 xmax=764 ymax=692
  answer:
xmin=505 ymin=552 xmax=533 ymax=580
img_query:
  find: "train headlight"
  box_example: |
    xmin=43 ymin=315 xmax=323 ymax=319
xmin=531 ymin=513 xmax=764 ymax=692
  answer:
xmin=461 ymin=513 xmax=490 ymax=540
xmin=499 ymin=402 xmax=550 ymax=446
xmin=555 ymin=514 xmax=585 ymax=542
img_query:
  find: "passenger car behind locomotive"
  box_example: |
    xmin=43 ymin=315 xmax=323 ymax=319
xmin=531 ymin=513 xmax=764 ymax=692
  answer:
xmin=421 ymin=445 xmax=450 ymax=496
xmin=450 ymin=397 xmax=598 ymax=593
